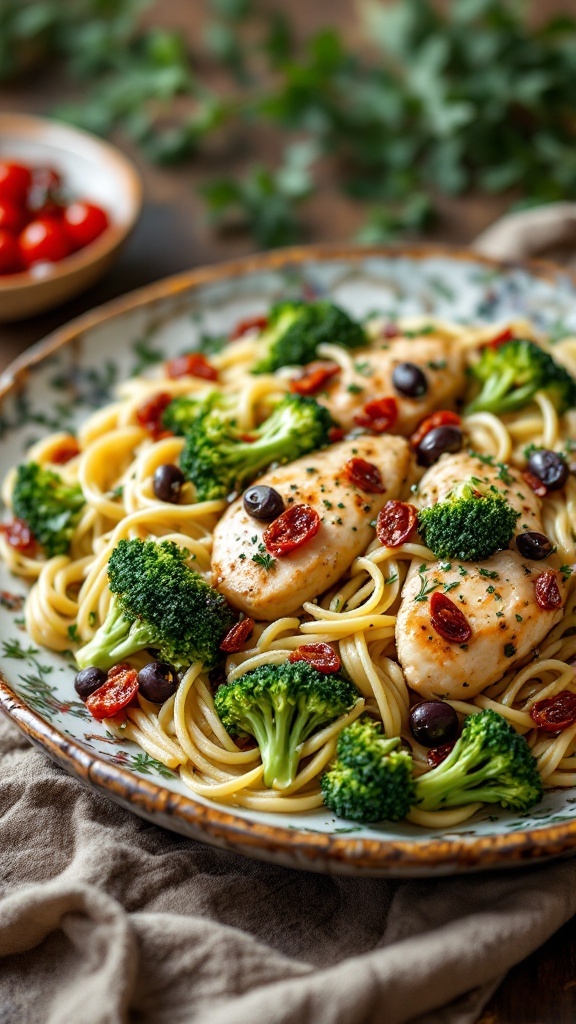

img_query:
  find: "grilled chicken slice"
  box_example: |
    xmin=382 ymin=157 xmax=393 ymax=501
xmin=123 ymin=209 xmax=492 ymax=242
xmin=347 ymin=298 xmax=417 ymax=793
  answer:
xmin=212 ymin=435 xmax=415 ymax=620
xmin=317 ymin=333 xmax=466 ymax=436
xmin=396 ymin=450 xmax=566 ymax=700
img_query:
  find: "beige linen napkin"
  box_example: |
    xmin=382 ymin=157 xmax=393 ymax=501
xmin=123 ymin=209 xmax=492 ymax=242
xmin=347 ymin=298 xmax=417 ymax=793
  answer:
xmin=2 ymin=205 xmax=576 ymax=1024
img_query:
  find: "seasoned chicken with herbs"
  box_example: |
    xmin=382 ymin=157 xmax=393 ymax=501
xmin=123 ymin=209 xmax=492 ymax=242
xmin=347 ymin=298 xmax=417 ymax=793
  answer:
xmin=396 ymin=450 xmax=566 ymax=700
xmin=313 ymin=331 xmax=466 ymax=436
xmin=212 ymin=434 xmax=415 ymax=620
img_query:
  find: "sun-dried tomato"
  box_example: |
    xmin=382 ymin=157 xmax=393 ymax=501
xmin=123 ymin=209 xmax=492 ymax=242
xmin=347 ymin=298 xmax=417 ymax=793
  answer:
xmin=263 ymin=504 xmax=320 ymax=556
xmin=522 ymin=469 xmax=547 ymax=498
xmin=410 ymin=410 xmax=461 ymax=449
xmin=530 ymin=690 xmax=576 ymax=732
xmin=382 ymin=323 xmax=400 ymax=339
xmin=485 ymin=326 xmax=515 ymax=349
xmin=343 ymin=457 xmax=385 ymax=494
xmin=353 ymin=396 xmax=398 ymax=434
xmin=136 ymin=392 xmax=173 ymax=440
xmin=427 ymin=742 xmax=455 ymax=767
xmin=328 ymin=426 xmax=345 ymax=443
xmin=535 ymin=570 xmax=563 ymax=610
xmin=86 ymin=665 xmax=139 ymax=721
xmin=376 ymin=500 xmax=418 ymax=548
xmin=289 ymin=361 xmax=340 ymax=396
xmin=165 ymin=353 xmax=218 ymax=381
xmin=50 ymin=437 xmax=80 ymax=464
xmin=220 ymin=617 xmax=255 ymax=653
xmin=288 ymin=643 xmax=341 ymax=674
xmin=230 ymin=314 xmax=268 ymax=340
xmin=430 ymin=591 xmax=472 ymax=643
xmin=0 ymin=518 xmax=36 ymax=553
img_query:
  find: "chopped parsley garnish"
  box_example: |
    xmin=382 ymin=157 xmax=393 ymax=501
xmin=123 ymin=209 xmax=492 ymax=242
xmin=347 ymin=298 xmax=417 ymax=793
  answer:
xmin=414 ymin=566 xmax=440 ymax=602
xmin=252 ymin=552 xmax=277 ymax=570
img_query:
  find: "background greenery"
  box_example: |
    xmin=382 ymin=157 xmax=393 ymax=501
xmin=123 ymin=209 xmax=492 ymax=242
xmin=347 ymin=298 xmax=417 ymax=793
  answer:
xmin=2 ymin=0 xmax=576 ymax=248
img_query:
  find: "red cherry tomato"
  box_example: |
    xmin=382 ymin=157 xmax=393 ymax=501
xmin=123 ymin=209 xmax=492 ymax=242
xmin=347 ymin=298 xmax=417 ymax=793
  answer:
xmin=343 ymin=457 xmax=385 ymax=494
xmin=165 ymin=353 xmax=219 ymax=381
xmin=534 ymin=570 xmax=563 ymax=611
xmin=530 ymin=690 xmax=576 ymax=732
xmin=427 ymin=742 xmax=455 ymax=767
xmin=220 ymin=617 xmax=255 ymax=652
xmin=136 ymin=392 xmax=173 ymax=440
xmin=0 ymin=229 xmax=24 ymax=274
xmin=430 ymin=591 xmax=472 ymax=643
xmin=28 ymin=167 xmax=64 ymax=217
xmin=230 ymin=314 xmax=268 ymax=340
xmin=263 ymin=504 xmax=320 ymax=556
xmin=63 ymin=201 xmax=109 ymax=250
xmin=0 ymin=162 xmax=32 ymax=205
xmin=50 ymin=437 xmax=80 ymax=464
xmin=410 ymin=410 xmax=461 ymax=449
xmin=0 ymin=518 xmax=36 ymax=553
xmin=19 ymin=217 xmax=72 ymax=266
xmin=289 ymin=361 xmax=340 ymax=396
xmin=353 ymin=396 xmax=398 ymax=434
xmin=288 ymin=643 xmax=341 ymax=674
xmin=86 ymin=665 xmax=139 ymax=721
xmin=376 ymin=500 xmax=418 ymax=548
xmin=0 ymin=199 xmax=27 ymax=235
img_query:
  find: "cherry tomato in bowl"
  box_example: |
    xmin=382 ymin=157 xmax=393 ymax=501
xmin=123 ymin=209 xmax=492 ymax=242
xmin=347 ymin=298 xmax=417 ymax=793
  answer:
xmin=63 ymin=201 xmax=110 ymax=250
xmin=19 ymin=217 xmax=72 ymax=267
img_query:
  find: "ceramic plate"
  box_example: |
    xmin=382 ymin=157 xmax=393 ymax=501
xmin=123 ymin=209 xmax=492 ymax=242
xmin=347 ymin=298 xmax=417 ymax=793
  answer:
xmin=3 ymin=245 xmax=576 ymax=877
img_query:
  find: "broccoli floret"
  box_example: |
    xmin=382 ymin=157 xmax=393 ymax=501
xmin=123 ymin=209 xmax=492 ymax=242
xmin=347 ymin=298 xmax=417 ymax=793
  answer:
xmin=466 ymin=339 xmax=576 ymax=415
xmin=417 ymin=478 xmax=519 ymax=561
xmin=414 ymin=708 xmax=542 ymax=812
xmin=162 ymin=395 xmax=206 ymax=436
xmin=321 ymin=717 xmax=415 ymax=823
xmin=214 ymin=660 xmax=359 ymax=789
xmin=12 ymin=462 xmax=85 ymax=557
xmin=180 ymin=392 xmax=333 ymax=501
xmin=76 ymin=538 xmax=235 ymax=672
xmin=252 ymin=300 xmax=367 ymax=374
xmin=162 ymin=392 xmax=235 ymax=436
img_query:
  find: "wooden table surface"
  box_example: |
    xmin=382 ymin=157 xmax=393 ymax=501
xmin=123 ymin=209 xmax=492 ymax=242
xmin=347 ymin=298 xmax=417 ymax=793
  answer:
xmin=1 ymin=2 xmax=576 ymax=1019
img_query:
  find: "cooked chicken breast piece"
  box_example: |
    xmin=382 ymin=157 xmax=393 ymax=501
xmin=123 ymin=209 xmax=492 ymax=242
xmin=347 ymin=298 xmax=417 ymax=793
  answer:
xmin=212 ymin=435 xmax=415 ymax=620
xmin=396 ymin=450 xmax=566 ymax=700
xmin=317 ymin=334 xmax=466 ymax=435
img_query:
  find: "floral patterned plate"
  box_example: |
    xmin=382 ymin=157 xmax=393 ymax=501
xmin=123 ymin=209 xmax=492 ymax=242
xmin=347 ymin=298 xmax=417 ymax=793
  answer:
xmin=2 ymin=245 xmax=576 ymax=877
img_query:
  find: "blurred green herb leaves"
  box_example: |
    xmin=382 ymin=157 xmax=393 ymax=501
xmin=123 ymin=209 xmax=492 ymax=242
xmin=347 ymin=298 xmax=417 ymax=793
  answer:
xmin=3 ymin=0 xmax=576 ymax=247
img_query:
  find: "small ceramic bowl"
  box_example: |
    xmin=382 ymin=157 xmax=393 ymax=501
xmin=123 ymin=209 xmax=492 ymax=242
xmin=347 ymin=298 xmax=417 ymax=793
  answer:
xmin=0 ymin=113 xmax=143 ymax=321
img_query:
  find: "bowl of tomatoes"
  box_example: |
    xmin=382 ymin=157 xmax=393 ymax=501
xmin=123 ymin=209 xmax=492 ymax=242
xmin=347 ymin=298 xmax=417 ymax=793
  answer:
xmin=0 ymin=114 xmax=142 ymax=321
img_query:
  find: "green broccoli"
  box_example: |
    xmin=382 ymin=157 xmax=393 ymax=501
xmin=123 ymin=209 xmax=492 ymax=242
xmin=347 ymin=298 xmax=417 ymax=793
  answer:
xmin=180 ymin=392 xmax=333 ymax=501
xmin=162 ymin=392 xmax=235 ymax=436
xmin=321 ymin=717 xmax=415 ymax=823
xmin=417 ymin=478 xmax=519 ymax=561
xmin=12 ymin=462 xmax=85 ymax=557
xmin=414 ymin=708 xmax=542 ymax=812
xmin=466 ymin=339 xmax=576 ymax=415
xmin=252 ymin=300 xmax=367 ymax=374
xmin=76 ymin=538 xmax=235 ymax=672
xmin=214 ymin=660 xmax=359 ymax=790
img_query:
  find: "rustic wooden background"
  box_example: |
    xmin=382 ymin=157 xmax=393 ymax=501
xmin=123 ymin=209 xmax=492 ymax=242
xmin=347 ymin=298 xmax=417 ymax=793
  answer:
xmin=1 ymin=2 xmax=576 ymax=1019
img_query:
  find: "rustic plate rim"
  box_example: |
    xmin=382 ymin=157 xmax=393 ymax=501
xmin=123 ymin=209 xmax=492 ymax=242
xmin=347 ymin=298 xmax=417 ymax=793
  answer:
xmin=2 ymin=241 xmax=576 ymax=874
